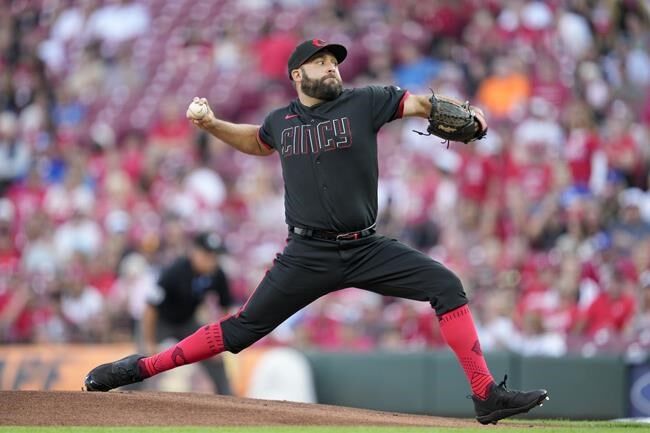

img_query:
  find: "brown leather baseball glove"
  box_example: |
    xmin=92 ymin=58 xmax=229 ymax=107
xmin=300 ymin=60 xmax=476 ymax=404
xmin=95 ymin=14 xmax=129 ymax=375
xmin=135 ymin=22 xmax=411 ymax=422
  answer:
xmin=413 ymin=91 xmax=488 ymax=146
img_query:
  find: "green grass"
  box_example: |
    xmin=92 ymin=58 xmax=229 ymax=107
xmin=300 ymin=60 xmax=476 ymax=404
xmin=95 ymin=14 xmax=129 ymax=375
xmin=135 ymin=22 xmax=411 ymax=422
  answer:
xmin=2 ymin=422 xmax=649 ymax=433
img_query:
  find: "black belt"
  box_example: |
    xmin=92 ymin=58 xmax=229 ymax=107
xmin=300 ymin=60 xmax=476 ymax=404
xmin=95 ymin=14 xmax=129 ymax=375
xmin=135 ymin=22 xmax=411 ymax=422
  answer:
xmin=290 ymin=225 xmax=376 ymax=241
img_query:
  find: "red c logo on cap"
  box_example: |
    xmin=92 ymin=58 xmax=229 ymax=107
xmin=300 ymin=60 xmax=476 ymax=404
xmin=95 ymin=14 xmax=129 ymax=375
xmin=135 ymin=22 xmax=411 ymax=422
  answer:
xmin=312 ymin=39 xmax=326 ymax=47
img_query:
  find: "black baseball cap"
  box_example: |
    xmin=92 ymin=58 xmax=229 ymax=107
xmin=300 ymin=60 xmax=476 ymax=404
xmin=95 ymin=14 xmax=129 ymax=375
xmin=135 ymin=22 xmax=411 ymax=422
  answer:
xmin=193 ymin=232 xmax=226 ymax=254
xmin=287 ymin=39 xmax=347 ymax=80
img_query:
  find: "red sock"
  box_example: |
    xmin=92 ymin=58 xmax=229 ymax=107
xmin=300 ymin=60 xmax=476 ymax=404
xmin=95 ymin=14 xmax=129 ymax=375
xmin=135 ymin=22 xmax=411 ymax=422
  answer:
xmin=438 ymin=304 xmax=494 ymax=399
xmin=138 ymin=322 xmax=225 ymax=378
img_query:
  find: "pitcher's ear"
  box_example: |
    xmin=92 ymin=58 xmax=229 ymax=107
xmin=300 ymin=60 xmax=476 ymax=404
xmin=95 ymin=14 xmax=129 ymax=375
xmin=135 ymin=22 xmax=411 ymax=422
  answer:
xmin=292 ymin=69 xmax=301 ymax=81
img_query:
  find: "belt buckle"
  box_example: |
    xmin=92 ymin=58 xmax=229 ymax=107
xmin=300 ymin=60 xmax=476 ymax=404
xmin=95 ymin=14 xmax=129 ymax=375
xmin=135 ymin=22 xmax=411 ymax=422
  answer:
xmin=337 ymin=232 xmax=360 ymax=241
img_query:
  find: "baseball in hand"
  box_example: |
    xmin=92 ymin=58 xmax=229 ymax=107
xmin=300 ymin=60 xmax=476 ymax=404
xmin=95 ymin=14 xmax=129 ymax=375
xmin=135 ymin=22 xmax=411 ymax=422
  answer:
xmin=187 ymin=98 xmax=208 ymax=120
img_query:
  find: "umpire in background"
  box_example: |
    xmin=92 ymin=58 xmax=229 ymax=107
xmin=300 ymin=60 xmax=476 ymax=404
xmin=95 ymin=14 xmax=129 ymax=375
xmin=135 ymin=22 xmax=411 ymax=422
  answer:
xmin=142 ymin=232 xmax=233 ymax=394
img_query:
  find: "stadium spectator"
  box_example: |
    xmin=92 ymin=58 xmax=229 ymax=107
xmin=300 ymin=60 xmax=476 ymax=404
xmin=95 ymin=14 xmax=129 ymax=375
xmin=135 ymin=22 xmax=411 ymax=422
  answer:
xmin=0 ymin=112 xmax=30 ymax=194
xmin=476 ymin=56 xmax=530 ymax=120
xmin=574 ymin=265 xmax=636 ymax=343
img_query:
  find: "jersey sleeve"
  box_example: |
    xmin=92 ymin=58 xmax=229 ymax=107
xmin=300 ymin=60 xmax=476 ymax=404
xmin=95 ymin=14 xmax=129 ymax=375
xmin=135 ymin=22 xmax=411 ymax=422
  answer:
xmin=256 ymin=115 xmax=275 ymax=150
xmin=364 ymin=85 xmax=410 ymax=130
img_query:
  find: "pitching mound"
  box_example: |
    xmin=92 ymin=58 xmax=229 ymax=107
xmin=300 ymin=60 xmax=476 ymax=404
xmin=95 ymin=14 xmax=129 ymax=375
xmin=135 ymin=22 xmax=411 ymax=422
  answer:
xmin=1 ymin=391 xmax=478 ymax=427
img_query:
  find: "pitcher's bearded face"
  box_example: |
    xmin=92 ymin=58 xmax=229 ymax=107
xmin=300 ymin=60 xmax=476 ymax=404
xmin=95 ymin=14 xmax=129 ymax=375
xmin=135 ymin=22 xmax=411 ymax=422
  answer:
xmin=300 ymin=67 xmax=343 ymax=100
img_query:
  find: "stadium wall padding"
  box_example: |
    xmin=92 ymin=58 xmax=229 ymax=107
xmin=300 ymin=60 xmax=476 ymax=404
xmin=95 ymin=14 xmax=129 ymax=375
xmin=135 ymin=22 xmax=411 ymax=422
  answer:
xmin=303 ymin=351 xmax=628 ymax=420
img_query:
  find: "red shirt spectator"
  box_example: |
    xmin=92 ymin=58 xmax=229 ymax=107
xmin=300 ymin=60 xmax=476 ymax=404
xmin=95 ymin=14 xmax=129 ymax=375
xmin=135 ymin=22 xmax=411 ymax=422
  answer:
xmin=121 ymin=142 xmax=144 ymax=181
xmin=148 ymin=102 xmax=192 ymax=150
xmin=420 ymin=1 xmax=472 ymax=38
xmin=580 ymin=290 xmax=635 ymax=337
xmin=507 ymin=158 xmax=553 ymax=203
xmin=108 ymin=131 xmax=147 ymax=181
xmin=530 ymin=55 xmax=570 ymax=108
xmin=602 ymin=119 xmax=642 ymax=181
xmin=254 ymin=32 xmax=299 ymax=81
xmin=0 ymin=223 xmax=19 ymax=277
xmin=578 ymin=267 xmax=636 ymax=338
xmin=458 ymin=148 xmax=495 ymax=203
xmin=565 ymin=129 xmax=600 ymax=186
xmin=6 ymin=170 xmax=46 ymax=225
xmin=9 ymin=298 xmax=54 ymax=343
xmin=301 ymin=313 xmax=342 ymax=350
xmin=87 ymin=260 xmax=117 ymax=297
xmin=642 ymin=88 xmax=650 ymax=125
xmin=545 ymin=291 xmax=580 ymax=334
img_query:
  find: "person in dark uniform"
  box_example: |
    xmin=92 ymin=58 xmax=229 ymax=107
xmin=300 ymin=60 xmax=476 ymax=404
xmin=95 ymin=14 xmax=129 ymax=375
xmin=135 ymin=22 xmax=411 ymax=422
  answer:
xmin=141 ymin=232 xmax=233 ymax=394
xmin=85 ymin=39 xmax=548 ymax=424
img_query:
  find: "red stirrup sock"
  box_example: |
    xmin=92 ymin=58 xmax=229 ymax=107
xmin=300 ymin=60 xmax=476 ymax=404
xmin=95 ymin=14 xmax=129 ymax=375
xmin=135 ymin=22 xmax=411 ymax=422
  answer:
xmin=138 ymin=322 xmax=225 ymax=378
xmin=438 ymin=304 xmax=495 ymax=399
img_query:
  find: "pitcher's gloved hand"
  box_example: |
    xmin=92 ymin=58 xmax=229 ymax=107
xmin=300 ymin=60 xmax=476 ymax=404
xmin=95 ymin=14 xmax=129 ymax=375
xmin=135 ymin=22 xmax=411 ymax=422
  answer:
xmin=413 ymin=91 xmax=488 ymax=146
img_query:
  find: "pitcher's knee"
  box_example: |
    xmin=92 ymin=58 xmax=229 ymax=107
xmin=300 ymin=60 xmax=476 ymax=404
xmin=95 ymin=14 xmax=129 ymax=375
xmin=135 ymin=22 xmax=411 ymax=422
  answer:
xmin=446 ymin=271 xmax=465 ymax=294
xmin=220 ymin=315 xmax=268 ymax=354
xmin=429 ymin=268 xmax=467 ymax=314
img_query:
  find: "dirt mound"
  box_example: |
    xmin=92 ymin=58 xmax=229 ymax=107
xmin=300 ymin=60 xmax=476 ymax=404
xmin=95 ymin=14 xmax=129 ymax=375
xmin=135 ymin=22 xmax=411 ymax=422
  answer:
xmin=1 ymin=391 xmax=477 ymax=427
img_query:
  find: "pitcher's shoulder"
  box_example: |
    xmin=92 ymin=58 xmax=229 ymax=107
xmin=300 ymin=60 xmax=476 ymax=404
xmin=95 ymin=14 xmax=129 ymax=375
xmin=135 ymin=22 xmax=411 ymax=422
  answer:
xmin=266 ymin=104 xmax=294 ymax=120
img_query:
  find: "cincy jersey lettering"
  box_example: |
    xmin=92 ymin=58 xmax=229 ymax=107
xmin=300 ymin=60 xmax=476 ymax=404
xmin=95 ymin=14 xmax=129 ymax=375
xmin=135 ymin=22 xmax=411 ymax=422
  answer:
xmin=280 ymin=117 xmax=351 ymax=157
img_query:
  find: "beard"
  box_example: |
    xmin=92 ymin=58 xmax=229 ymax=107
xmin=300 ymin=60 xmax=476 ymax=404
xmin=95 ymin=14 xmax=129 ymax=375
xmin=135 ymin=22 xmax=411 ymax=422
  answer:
xmin=300 ymin=68 xmax=343 ymax=101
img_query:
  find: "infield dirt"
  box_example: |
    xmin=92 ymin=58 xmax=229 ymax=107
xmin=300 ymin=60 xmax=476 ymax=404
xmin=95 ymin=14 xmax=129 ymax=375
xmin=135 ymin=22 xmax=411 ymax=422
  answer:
xmin=1 ymin=391 xmax=479 ymax=427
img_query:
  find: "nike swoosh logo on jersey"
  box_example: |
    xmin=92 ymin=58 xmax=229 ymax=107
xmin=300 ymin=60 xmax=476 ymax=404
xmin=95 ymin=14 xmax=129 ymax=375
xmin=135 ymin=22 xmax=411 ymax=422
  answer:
xmin=284 ymin=114 xmax=299 ymax=120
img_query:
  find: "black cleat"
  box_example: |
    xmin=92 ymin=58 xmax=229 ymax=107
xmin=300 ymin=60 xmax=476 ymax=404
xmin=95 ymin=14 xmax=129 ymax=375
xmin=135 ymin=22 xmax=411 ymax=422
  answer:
xmin=84 ymin=354 xmax=145 ymax=392
xmin=472 ymin=375 xmax=548 ymax=425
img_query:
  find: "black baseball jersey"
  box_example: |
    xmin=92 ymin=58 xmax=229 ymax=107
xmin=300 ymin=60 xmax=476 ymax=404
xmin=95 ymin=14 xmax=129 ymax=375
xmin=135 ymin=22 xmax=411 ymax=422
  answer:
xmin=257 ymin=85 xmax=409 ymax=232
xmin=149 ymin=257 xmax=233 ymax=324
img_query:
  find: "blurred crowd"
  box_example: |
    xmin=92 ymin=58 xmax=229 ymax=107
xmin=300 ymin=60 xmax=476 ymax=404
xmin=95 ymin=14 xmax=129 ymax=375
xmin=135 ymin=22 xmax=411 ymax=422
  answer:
xmin=0 ymin=0 xmax=649 ymax=360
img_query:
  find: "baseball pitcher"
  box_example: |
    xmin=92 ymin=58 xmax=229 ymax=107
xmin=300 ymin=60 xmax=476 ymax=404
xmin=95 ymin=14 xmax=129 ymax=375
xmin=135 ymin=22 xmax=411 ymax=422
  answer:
xmin=84 ymin=39 xmax=548 ymax=425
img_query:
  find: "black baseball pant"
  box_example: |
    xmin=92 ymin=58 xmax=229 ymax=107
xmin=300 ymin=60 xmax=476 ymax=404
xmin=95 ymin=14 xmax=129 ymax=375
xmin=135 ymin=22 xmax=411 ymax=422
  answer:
xmin=221 ymin=232 xmax=467 ymax=353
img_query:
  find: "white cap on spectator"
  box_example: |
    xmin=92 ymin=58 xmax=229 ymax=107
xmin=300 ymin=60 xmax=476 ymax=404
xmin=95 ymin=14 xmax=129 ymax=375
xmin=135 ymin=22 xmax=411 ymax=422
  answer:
xmin=119 ymin=253 xmax=148 ymax=278
xmin=0 ymin=111 xmax=18 ymax=136
xmin=184 ymin=167 xmax=226 ymax=207
xmin=626 ymin=47 xmax=650 ymax=87
xmin=434 ymin=149 xmax=460 ymax=173
xmin=521 ymin=1 xmax=553 ymax=30
xmin=558 ymin=11 xmax=593 ymax=58
xmin=619 ymin=188 xmax=644 ymax=209
xmin=105 ymin=209 xmax=131 ymax=233
xmin=90 ymin=122 xmax=116 ymax=148
xmin=19 ymin=103 xmax=45 ymax=132
xmin=619 ymin=188 xmax=650 ymax=222
xmin=529 ymin=97 xmax=555 ymax=119
xmin=476 ymin=129 xmax=502 ymax=155
xmin=578 ymin=61 xmax=601 ymax=82
xmin=0 ymin=199 xmax=14 ymax=222
xmin=72 ymin=191 xmax=95 ymax=216
xmin=641 ymin=271 xmax=650 ymax=287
